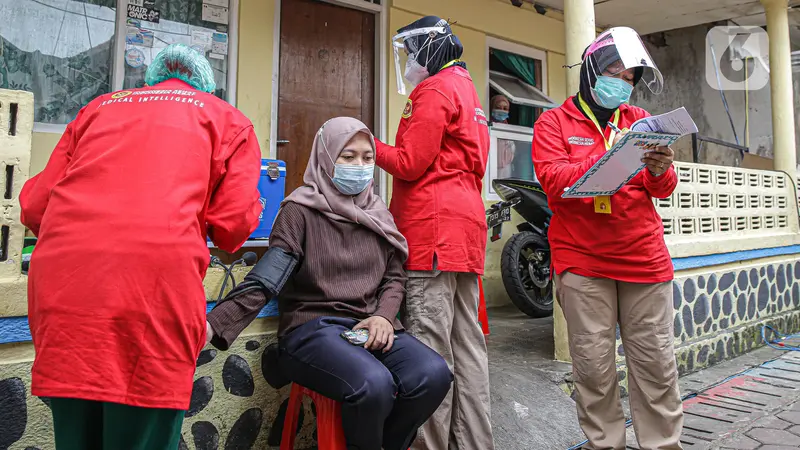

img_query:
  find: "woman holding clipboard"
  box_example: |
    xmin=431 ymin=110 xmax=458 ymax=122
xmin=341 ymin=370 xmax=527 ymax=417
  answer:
xmin=531 ymin=27 xmax=682 ymax=449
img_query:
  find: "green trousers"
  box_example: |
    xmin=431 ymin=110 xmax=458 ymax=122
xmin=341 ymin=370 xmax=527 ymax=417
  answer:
xmin=49 ymin=398 xmax=185 ymax=450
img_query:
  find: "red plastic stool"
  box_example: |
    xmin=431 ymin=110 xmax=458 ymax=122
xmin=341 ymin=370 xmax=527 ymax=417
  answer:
xmin=280 ymin=383 xmax=347 ymax=450
xmin=478 ymin=277 xmax=490 ymax=336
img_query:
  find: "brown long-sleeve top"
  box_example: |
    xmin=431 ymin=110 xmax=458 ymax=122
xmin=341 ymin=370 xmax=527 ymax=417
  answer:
xmin=207 ymin=202 xmax=407 ymax=349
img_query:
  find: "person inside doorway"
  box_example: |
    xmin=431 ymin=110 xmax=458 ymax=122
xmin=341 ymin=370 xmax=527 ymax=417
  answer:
xmin=531 ymin=27 xmax=683 ymax=449
xmin=378 ymin=16 xmax=495 ymax=450
xmin=206 ymin=117 xmax=453 ymax=450
xmin=19 ymin=43 xmax=263 ymax=450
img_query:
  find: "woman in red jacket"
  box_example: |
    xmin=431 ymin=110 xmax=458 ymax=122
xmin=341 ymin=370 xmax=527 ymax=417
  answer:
xmin=532 ymin=28 xmax=683 ymax=449
xmin=377 ymin=16 xmax=494 ymax=450
xmin=20 ymin=44 xmax=262 ymax=449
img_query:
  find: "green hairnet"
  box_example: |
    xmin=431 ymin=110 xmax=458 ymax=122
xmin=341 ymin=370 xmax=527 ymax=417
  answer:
xmin=144 ymin=43 xmax=217 ymax=93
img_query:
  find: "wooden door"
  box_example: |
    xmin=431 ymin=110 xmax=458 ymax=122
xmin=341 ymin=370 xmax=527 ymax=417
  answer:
xmin=277 ymin=0 xmax=375 ymax=193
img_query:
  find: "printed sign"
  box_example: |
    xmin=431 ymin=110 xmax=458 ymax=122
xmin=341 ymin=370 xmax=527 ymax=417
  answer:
xmin=126 ymin=27 xmax=154 ymax=47
xmin=202 ymin=3 xmax=228 ymax=24
xmin=125 ymin=48 xmax=146 ymax=68
xmin=211 ymin=32 xmax=228 ymax=55
xmin=191 ymin=30 xmax=213 ymax=50
xmin=127 ymin=3 xmax=160 ymax=23
xmin=203 ymin=0 xmax=229 ymax=7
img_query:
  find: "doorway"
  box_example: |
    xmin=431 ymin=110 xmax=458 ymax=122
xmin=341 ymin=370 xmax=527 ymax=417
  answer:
xmin=276 ymin=0 xmax=376 ymax=194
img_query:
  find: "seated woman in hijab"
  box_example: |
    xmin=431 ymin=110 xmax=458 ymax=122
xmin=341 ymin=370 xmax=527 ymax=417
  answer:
xmin=206 ymin=117 xmax=452 ymax=450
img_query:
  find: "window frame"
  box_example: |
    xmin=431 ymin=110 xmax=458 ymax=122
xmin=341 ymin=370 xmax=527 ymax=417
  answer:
xmin=484 ymin=126 xmax=535 ymax=202
xmin=484 ymin=37 xmax=549 ymax=201
xmin=28 ymin=0 xmax=240 ymax=133
xmin=489 ymin=70 xmax=558 ymax=110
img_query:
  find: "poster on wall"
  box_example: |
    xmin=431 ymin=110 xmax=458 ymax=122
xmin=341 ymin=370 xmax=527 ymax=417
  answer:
xmin=127 ymin=1 xmax=161 ymax=24
xmin=191 ymin=30 xmax=213 ymax=50
xmin=126 ymin=26 xmax=154 ymax=47
xmin=202 ymin=3 xmax=229 ymax=24
xmin=211 ymin=32 xmax=228 ymax=56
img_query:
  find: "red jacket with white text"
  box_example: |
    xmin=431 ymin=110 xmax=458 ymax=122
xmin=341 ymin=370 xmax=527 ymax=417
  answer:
xmin=531 ymin=97 xmax=677 ymax=283
xmin=20 ymin=79 xmax=262 ymax=409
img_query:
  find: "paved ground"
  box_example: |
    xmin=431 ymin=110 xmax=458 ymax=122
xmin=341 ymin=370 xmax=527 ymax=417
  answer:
xmin=623 ymin=336 xmax=800 ymax=449
xmin=485 ymin=304 xmax=800 ymax=450
xmin=485 ymin=305 xmax=582 ymax=449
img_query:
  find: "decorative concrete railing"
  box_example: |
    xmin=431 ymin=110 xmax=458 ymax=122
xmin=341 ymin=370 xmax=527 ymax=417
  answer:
xmin=656 ymin=162 xmax=800 ymax=258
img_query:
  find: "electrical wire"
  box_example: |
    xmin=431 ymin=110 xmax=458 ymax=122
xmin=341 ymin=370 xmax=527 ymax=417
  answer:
xmin=566 ymin=324 xmax=799 ymax=449
xmin=762 ymin=324 xmax=800 ymax=352
xmin=744 ymin=56 xmax=750 ymax=151
xmin=708 ymin=42 xmax=741 ymax=146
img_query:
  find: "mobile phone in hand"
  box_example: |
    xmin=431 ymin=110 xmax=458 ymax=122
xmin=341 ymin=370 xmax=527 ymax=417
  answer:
xmin=341 ymin=329 xmax=369 ymax=346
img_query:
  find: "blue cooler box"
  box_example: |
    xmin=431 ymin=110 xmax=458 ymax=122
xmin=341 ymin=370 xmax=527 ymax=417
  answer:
xmin=250 ymin=159 xmax=286 ymax=240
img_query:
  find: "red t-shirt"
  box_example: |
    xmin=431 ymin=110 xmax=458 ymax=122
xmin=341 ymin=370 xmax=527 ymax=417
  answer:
xmin=531 ymin=97 xmax=677 ymax=283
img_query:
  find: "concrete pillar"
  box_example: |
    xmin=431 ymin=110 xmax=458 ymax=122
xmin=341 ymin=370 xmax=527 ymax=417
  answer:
xmin=762 ymin=0 xmax=797 ymax=174
xmin=564 ymin=0 xmax=597 ymax=96
xmin=0 ymin=89 xmax=33 ymax=318
xmin=556 ymin=0 xmax=596 ymax=363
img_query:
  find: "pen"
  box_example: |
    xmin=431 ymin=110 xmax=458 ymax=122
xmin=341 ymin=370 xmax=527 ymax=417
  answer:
xmin=608 ymin=122 xmax=622 ymax=133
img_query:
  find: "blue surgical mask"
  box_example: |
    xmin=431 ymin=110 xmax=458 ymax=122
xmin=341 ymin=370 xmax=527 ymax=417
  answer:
xmin=332 ymin=164 xmax=375 ymax=195
xmin=491 ymin=110 xmax=509 ymax=122
xmin=591 ymin=76 xmax=633 ymax=109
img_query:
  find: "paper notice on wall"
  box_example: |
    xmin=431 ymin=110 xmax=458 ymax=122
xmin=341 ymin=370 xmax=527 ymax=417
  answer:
xmin=203 ymin=0 xmax=229 ymax=7
xmin=202 ymin=3 xmax=229 ymax=24
xmin=209 ymin=53 xmax=224 ymax=60
xmin=191 ymin=30 xmax=213 ymax=50
xmin=126 ymin=26 xmax=154 ymax=47
xmin=211 ymin=32 xmax=228 ymax=56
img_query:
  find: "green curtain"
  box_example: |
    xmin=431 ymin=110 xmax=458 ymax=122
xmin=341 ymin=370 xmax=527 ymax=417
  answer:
xmin=493 ymin=49 xmax=537 ymax=128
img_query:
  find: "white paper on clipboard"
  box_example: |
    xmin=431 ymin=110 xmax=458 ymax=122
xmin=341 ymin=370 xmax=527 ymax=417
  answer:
xmin=629 ymin=107 xmax=698 ymax=136
xmin=562 ymin=132 xmax=680 ymax=198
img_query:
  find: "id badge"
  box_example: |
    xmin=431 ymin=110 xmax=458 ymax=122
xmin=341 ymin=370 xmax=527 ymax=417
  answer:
xmin=594 ymin=195 xmax=612 ymax=214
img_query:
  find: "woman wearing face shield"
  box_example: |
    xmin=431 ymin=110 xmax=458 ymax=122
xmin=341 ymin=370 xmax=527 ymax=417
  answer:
xmin=374 ymin=16 xmax=495 ymax=450
xmin=531 ymin=28 xmax=683 ymax=449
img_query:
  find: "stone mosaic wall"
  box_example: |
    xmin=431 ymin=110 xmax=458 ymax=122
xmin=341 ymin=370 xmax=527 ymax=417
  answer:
xmin=613 ymin=257 xmax=800 ymax=397
xmin=0 ymin=326 xmax=320 ymax=450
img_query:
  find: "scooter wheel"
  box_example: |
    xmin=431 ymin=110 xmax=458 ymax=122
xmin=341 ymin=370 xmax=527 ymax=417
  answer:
xmin=501 ymin=231 xmax=554 ymax=318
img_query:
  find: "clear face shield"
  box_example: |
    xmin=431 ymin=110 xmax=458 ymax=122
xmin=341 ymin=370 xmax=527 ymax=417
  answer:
xmin=391 ymin=26 xmax=447 ymax=95
xmin=584 ymin=27 xmax=664 ymax=95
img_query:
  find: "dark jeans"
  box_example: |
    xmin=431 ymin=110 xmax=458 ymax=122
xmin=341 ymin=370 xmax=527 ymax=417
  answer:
xmin=278 ymin=317 xmax=453 ymax=450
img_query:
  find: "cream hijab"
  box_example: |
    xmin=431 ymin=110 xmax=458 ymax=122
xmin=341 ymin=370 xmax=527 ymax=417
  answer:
xmin=282 ymin=117 xmax=409 ymax=259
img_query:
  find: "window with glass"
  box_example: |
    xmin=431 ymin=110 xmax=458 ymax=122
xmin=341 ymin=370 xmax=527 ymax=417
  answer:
xmin=485 ymin=42 xmax=559 ymax=201
xmin=0 ymin=0 xmax=236 ymax=128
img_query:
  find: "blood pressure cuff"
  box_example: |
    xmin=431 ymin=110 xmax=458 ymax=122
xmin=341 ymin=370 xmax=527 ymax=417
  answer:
xmin=227 ymin=246 xmax=298 ymax=301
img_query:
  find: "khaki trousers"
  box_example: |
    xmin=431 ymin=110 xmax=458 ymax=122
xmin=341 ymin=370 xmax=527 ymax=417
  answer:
xmin=403 ymin=270 xmax=495 ymax=450
xmin=556 ymin=272 xmax=683 ymax=450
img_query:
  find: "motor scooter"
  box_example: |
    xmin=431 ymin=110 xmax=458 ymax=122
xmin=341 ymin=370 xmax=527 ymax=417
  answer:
xmin=486 ymin=178 xmax=553 ymax=318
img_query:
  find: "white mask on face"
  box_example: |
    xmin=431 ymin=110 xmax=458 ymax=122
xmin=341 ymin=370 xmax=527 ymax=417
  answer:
xmin=403 ymin=57 xmax=430 ymax=87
